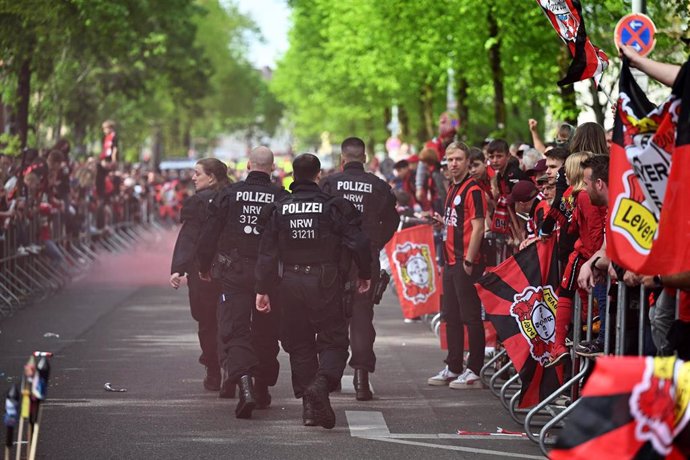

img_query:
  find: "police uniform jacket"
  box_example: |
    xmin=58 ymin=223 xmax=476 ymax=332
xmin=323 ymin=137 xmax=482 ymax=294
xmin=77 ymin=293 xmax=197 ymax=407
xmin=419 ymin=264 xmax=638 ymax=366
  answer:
xmin=255 ymin=180 xmax=372 ymax=295
xmin=171 ymin=187 xmax=215 ymax=276
xmin=197 ymin=171 xmax=286 ymax=273
xmin=320 ymin=161 xmax=399 ymax=251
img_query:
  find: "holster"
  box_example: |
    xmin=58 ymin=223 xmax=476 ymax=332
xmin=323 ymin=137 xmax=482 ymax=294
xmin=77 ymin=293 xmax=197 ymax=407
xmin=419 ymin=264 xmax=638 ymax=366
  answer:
xmin=372 ymin=270 xmax=390 ymax=305
xmin=210 ymin=250 xmax=241 ymax=280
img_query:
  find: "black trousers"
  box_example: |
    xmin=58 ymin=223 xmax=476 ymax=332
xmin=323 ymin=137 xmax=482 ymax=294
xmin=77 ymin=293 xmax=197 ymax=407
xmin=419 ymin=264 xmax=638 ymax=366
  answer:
xmin=442 ymin=263 xmax=485 ymax=375
xmin=279 ymin=270 xmax=349 ymax=398
xmin=187 ymin=272 xmax=220 ymax=370
xmin=348 ymin=257 xmax=380 ymax=373
xmin=218 ymin=259 xmax=280 ymax=385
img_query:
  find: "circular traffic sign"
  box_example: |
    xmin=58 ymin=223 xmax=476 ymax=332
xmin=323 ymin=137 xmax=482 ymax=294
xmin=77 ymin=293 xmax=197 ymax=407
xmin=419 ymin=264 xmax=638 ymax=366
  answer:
xmin=614 ymin=13 xmax=656 ymax=57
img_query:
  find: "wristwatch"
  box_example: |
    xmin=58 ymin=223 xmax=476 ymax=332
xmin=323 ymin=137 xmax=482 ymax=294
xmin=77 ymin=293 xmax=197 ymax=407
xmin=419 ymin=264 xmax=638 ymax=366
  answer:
xmin=653 ymin=274 xmax=663 ymax=287
xmin=463 ymin=259 xmax=473 ymax=268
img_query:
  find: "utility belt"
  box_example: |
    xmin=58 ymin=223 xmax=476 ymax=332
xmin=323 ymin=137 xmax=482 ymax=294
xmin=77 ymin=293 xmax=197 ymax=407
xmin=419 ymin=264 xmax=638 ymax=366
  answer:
xmin=282 ymin=261 xmax=340 ymax=293
xmin=211 ymin=251 xmax=256 ymax=279
xmin=283 ymin=263 xmax=325 ymax=275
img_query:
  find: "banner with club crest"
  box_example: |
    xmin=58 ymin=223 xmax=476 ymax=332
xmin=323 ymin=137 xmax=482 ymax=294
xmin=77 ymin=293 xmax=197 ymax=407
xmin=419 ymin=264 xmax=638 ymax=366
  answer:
xmin=385 ymin=225 xmax=441 ymax=319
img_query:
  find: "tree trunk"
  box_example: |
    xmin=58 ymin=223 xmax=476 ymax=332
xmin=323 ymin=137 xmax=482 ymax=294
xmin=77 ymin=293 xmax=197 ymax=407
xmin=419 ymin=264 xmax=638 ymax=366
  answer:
xmin=16 ymin=56 xmax=32 ymax=148
xmin=398 ymin=104 xmax=409 ymax=140
xmin=558 ymin=49 xmax=579 ymax=125
xmin=420 ymin=83 xmax=434 ymax=143
xmin=589 ymin=82 xmax=605 ymax=127
xmin=72 ymin=119 xmax=87 ymax=158
xmin=487 ymin=3 xmax=505 ymax=133
xmin=365 ymin=116 xmax=375 ymax=160
xmin=456 ymin=75 xmax=469 ymax=138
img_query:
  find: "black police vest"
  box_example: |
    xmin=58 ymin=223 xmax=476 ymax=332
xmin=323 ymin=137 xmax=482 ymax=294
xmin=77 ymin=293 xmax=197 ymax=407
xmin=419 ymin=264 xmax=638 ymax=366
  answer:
xmin=218 ymin=181 xmax=282 ymax=258
xmin=323 ymin=169 xmax=386 ymax=247
xmin=274 ymin=191 xmax=340 ymax=265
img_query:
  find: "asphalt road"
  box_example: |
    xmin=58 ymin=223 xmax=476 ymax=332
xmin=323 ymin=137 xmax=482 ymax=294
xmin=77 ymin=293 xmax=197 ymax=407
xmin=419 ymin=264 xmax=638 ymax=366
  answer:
xmin=0 ymin=229 xmax=545 ymax=459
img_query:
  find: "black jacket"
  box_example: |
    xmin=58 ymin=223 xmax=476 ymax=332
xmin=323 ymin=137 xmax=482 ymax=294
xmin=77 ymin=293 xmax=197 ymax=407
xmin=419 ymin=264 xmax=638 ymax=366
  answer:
xmin=170 ymin=187 xmax=216 ymax=275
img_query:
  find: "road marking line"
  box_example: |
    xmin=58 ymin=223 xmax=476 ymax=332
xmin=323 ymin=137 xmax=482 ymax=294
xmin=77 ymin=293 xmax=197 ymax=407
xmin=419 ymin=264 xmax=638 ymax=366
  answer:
xmin=365 ymin=437 xmax=545 ymax=459
xmin=380 ymin=434 xmax=530 ymax=441
xmin=345 ymin=411 xmax=391 ymax=437
xmin=347 ymin=411 xmax=544 ymax=459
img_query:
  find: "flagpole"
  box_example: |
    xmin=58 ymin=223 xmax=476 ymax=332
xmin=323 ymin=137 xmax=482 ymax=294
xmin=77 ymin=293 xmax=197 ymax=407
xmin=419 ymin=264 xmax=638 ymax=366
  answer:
xmin=632 ymin=0 xmax=646 ymax=14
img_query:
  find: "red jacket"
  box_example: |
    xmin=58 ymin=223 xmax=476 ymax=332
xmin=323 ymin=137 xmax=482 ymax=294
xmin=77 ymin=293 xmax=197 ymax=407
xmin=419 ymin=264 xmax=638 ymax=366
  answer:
xmin=571 ymin=191 xmax=607 ymax=260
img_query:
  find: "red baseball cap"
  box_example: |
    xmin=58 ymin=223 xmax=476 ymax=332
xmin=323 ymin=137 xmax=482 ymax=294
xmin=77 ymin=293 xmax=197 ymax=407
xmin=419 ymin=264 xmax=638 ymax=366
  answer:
xmin=507 ymin=180 xmax=538 ymax=205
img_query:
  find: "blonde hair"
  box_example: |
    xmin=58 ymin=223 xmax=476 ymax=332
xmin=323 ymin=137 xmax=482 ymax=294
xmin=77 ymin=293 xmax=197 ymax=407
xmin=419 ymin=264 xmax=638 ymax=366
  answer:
xmin=565 ymin=151 xmax=591 ymax=192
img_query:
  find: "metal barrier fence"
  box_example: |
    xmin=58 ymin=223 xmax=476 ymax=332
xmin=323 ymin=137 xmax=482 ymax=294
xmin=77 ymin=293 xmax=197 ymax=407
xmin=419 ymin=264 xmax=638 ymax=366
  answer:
xmin=405 ymin=230 xmax=664 ymax=458
xmin=0 ymin=194 xmax=163 ymax=317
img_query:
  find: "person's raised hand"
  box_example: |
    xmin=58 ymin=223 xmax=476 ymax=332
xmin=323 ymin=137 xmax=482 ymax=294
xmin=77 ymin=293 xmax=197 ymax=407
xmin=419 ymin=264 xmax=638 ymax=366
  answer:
xmin=619 ymin=45 xmax=643 ymax=68
xmin=528 ymin=119 xmax=538 ymax=132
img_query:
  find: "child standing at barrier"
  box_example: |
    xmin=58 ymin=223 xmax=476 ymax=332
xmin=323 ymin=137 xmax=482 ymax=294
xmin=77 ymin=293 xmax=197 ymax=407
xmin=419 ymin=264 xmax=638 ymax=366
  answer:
xmin=546 ymin=152 xmax=607 ymax=367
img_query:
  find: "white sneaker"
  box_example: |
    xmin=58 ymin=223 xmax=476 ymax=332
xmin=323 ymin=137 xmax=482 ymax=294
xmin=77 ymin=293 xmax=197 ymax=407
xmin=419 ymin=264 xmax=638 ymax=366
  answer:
xmin=449 ymin=369 xmax=481 ymax=389
xmin=427 ymin=366 xmax=459 ymax=386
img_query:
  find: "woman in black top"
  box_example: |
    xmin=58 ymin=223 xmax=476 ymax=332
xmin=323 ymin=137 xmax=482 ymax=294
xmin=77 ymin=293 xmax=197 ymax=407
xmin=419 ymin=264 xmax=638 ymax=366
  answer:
xmin=170 ymin=158 xmax=228 ymax=391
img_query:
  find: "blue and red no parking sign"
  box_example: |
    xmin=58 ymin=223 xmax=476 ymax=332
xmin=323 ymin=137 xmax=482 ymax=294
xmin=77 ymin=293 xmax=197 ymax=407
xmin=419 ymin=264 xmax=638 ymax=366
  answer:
xmin=614 ymin=13 xmax=656 ymax=57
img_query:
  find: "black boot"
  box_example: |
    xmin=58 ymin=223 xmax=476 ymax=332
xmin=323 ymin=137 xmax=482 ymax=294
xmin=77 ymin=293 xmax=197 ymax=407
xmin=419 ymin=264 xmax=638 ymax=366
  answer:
xmin=235 ymin=375 xmax=256 ymax=419
xmin=204 ymin=367 xmax=221 ymax=392
xmin=302 ymin=397 xmax=317 ymax=426
xmin=354 ymin=369 xmax=373 ymax=401
xmin=254 ymin=380 xmax=272 ymax=410
xmin=304 ymin=375 xmax=336 ymax=429
xmin=219 ymin=368 xmax=236 ymax=399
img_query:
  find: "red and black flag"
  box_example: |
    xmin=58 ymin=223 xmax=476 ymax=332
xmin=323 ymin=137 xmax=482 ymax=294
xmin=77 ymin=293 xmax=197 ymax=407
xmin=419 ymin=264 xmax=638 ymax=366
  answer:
xmin=535 ymin=0 xmax=609 ymax=86
xmin=551 ymin=356 xmax=690 ymax=459
xmin=608 ymin=57 xmax=690 ymax=275
xmin=476 ymin=238 xmax=564 ymax=408
xmin=385 ymin=225 xmax=441 ymax=319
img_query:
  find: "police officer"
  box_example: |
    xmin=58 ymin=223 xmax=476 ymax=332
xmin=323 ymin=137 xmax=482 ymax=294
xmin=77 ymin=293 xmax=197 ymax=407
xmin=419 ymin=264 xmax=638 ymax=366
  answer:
xmin=170 ymin=158 xmax=228 ymax=392
xmin=197 ymin=147 xmax=286 ymax=420
xmin=255 ymin=153 xmax=372 ymax=429
xmin=320 ymin=137 xmax=398 ymax=401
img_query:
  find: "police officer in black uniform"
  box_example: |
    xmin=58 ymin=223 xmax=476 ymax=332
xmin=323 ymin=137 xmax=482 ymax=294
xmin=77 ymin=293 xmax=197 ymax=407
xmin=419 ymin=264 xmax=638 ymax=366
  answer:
xmin=197 ymin=147 xmax=287 ymax=419
xmin=320 ymin=137 xmax=398 ymax=401
xmin=170 ymin=158 xmax=228 ymax=392
xmin=255 ymin=153 xmax=372 ymax=429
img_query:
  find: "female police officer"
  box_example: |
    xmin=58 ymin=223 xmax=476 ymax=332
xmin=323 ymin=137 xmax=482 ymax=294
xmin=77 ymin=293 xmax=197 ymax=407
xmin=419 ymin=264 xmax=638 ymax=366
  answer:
xmin=170 ymin=158 xmax=229 ymax=392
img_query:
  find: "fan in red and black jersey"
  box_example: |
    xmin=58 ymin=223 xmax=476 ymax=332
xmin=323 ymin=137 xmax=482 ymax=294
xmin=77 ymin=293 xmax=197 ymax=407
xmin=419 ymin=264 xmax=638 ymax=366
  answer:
xmin=486 ymin=139 xmax=527 ymax=242
xmin=428 ymin=142 xmax=488 ymax=389
xmin=100 ymin=120 xmax=119 ymax=163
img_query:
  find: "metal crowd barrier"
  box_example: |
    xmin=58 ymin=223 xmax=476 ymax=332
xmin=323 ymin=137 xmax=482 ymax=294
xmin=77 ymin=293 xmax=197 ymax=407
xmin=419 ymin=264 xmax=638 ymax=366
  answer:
xmin=460 ymin=234 xmax=660 ymax=456
xmin=387 ymin=218 xmax=661 ymax=456
xmin=0 ymin=194 xmax=161 ymax=317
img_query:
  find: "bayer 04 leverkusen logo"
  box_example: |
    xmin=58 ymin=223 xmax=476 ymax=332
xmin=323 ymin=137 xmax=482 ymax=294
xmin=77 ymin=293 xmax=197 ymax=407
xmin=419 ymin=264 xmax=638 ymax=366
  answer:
xmin=392 ymin=242 xmax=436 ymax=304
xmin=629 ymin=357 xmax=690 ymax=456
xmin=510 ymin=285 xmax=558 ymax=365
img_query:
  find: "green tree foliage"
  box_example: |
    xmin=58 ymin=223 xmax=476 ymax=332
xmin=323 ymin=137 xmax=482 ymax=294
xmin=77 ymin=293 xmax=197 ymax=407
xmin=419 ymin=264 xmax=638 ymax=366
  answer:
xmin=0 ymin=0 xmax=281 ymax=161
xmin=272 ymin=0 xmax=687 ymax=149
